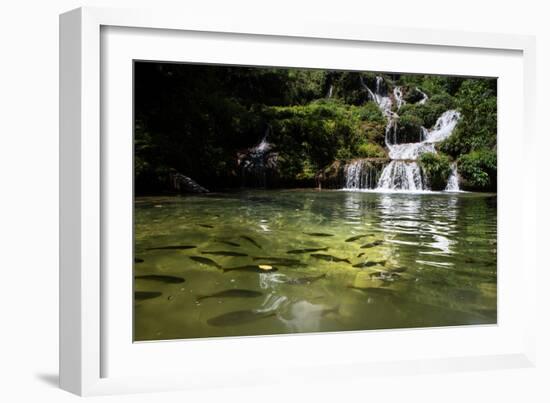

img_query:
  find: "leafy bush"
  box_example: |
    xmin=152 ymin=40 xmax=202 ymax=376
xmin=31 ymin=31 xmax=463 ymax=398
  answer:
xmin=419 ymin=152 xmax=452 ymax=190
xmin=458 ymin=149 xmax=497 ymax=191
xmin=329 ymin=72 xmax=371 ymax=105
xmin=399 ymin=93 xmax=455 ymax=128
xmin=354 ymin=102 xmax=386 ymax=123
xmin=402 ymin=87 xmax=425 ymax=103
xmin=395 ymin=114 xmax=424 ymax=143
xmin=356 ymin=143 xmax=387 ymax=158
xmin=440 ymin=80 xmax=497 ymax=157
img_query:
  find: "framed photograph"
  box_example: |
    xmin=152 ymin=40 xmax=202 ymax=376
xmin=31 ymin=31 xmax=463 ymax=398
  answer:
xmin=60 ymin=6 xmax=537 ymax=396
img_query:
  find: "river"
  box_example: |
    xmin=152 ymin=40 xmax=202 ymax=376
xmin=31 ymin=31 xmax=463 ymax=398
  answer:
xmin=134 ymin=189 xmax=497 ymax=341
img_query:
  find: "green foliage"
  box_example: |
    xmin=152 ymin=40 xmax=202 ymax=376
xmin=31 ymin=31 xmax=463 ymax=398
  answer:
xmin=439 ymin=79 xmax=497 ymax=157
xmin=266 ymin=100 xmax=384 ymax=180
xmin=328 ymin=72 xmax=370 ymax=105
xmin=399 ymin=93 xmax=455 ymax=128
xmin=457 ymin=149 xmax=497 ymax=191
xmin=396 ymin=114 xmax=424 ymax=143
xmin=356 ymin=143 xmax=387 ymax=158
xmin=134 ymin=62 xmax=497 ymax=192
xmin=419 ymin=152 xmax=452 ymax=190
xmin=397 ymin=75 xmax=464 ymax=97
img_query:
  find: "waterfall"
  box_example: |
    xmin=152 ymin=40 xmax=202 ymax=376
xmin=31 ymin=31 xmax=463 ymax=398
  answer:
xmin=360 ymin=76 xmax=393 ymax=117
xmin=344 ymin=159 xmax=381 ymax=190
xmin=426 ymin=110 xmax=461 ymax=143
xmin=393 ymin=86 xmax=405 ymax=110
xmin=417 ymin=88 xmax=429 ymax=105
xmin=344 ymin=75 xmax=461 ymax=192
xmin=378 ymin=109 xmax=460 ymax=191
xmin=378 ymin=160 xmax=425 ymax=191
xmin=445 ymin=163 xmax=460 ymax=192
xmin=238 ymin=128 xmax=278 ymax=187
xmin=326 ymin=84 xmax=333 ymax=98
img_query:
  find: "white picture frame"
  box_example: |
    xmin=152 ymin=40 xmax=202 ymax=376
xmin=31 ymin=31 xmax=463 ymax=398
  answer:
xmin=60 ymin=6 xmax=537 ymax=396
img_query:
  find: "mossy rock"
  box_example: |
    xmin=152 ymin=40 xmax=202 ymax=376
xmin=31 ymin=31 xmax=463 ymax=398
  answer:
xmin=395 ymin=115 xmax=425 ymax=144
xmin=418 ymin=152 xmax=452 ymax=190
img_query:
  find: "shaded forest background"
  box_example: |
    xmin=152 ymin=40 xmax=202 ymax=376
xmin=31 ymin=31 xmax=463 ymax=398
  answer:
xmin=134 ymin=62 xmax=497 ymax=193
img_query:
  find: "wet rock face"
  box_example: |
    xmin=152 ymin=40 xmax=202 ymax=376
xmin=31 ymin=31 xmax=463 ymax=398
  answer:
xmin=315 ymin=160 xmax=346 ymax=189
xmin=237 ymin=136 xmax=279 ymax=188
xmin=168 ymin=170 xmax=209 ymax=193
xmin=316 ymin=158 xmax=390 ymax=189
xmin=393 ymin=115 xmax=426 ymax=145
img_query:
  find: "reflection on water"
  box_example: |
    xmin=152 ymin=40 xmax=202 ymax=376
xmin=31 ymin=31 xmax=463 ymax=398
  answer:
xmin=134 ymin=189 xmax=497 ymax=341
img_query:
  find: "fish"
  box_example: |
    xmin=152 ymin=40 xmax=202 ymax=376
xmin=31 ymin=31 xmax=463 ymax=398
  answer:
xmin=310 ymin=253 xmax=351 ymax=264
xmin=215 ymin=240 xmax=241 ymax=247
xmin=303 ymin=232 xmax=335 ymax=237
xmin=356 ymin=253 xmax=365 ymax=258
xmin=222 ymin=265 xmax=278 ymax=273
xmin=134 ymin=257 xmax=144 ymax=263
xmin=207 ymin=310 xmax=277 ymax=327
xmin=345 ymin=234 xmax=369 ymax=242
xmin=320 ymin=304 xmax=340 ymax=317
xmin=360 ymin=240 xmax=384 ymax=249
xmin=352 ymin=260 xmax=386 ymax=268
xmin=189 ymin=256 xmax=222 ymax=268
xmin=196 ymin=289 xmax=263 ymax=302
xmin=198 ymin=224 xmax=214 ymax=228
xmin=387 ymin=266 xmax=407 ymax=273
xmin=201 ymin=251 xmax=248 ymax=257
xmin=134 ymin=291 xmax=162 ymax=301
xmin=240 ymin=235 xmax=262 ymax=249
xmin=286 ymin=247 xmax=329 ymax=254
xmin=252 ymin=256 xmax=302 ymax=264
xmin=285 ymin=273 xmax=327 ymax=285
xmin=147 ymin=245 xmax=196 ymax=251
xmin=135 ymin=274 xmax=185 ymax=284
xmin=259 ymin=261 xmax=307 ymax=267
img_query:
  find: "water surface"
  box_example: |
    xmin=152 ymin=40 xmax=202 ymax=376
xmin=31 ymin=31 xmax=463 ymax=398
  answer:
xmin=134 ymin=189 xmax=497 ymax=341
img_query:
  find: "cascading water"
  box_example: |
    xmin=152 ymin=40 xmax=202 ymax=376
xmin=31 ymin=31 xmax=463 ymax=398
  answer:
xmin=417 ymin=88 xmax=429 ymax=105
xmin=344 ymin=159 xmax=381 ymax=190
xmin=393 ymin=87 xmax=405 ymax=110
xmin=346 ymin=75 xmax=461 ymax=192
xmin=445 ymin=163 xmax=459 ymax=192
xmin=326 ymin=84 xmax=334 ymax=98
xmin=238 ymin=128 xmax=278 ymax=187
xmin=377 ymin=161 xmax=425 ymax=191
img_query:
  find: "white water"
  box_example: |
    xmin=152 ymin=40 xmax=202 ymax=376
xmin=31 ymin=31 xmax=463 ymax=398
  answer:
xmin=253 ymin=134 xmax=270 ymax=153
xmin=426 ymin=110 xmax=461 ymax=143
xmin=344 ymin=159 xmax=380 ymax=190
xmin=393 ymin=86 xmax=405 ymax=110
xmin=377 ymin=160 xmax=425 ymax=191
xmin=240 ymin=129 xmax=277 ymax=187
xmin=346 ymin=76 xmax=461 ymax=192
xmin=326 ymin=84 xmax=333 ymax=98
xmin=417 ymin=88 xmax=429 ymax=105
xmin=445 ymin=163 xmax=460 ymax=192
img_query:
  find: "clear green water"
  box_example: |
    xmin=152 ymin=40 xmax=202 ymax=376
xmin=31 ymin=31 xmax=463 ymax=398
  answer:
xmin=134 ymin=189 xmax=497 ymax=341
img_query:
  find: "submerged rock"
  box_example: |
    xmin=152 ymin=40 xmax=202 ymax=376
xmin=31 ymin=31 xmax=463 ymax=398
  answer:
xmin=168 ymin=169 xmax=209 ymax=193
